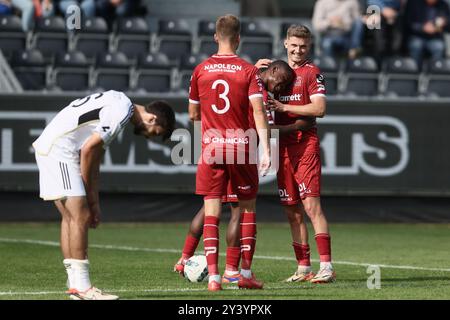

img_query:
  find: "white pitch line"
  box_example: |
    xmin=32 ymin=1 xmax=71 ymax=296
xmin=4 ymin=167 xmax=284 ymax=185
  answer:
xmin=1 ymin=237 xmax=450 ymax=273
xmin=0 ymin=285 xmax=310 ymax=296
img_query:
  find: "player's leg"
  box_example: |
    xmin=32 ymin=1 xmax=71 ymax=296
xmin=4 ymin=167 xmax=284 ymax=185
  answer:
xmin=63 ymin=196 xmax=118 ymax=299
xmin=277 ymin=150 xmax=312 ymax=281
xmin=283 ymin=204 xmax=314 ymax=282
xmin=204 ymin=197 xmax=223 ymax=291
xmin=196 ymin=161 xmax=227 ymax=291
xmin=222 ymin=202 xmax=241 ymax=284
xmin=174 ymin=205 xmax=205 ymax=274
xmin=237 ymin=198 xmax=263 ymax=289
xmin=36 ymin=153 xmax=117 ymax=299
xmin=229 ymin=161 xmax=262 ymax=289
xmin=54 ymin=199 xmax=74 ymax=289
xmin=296 ymin=152 xmax=335 ymax=283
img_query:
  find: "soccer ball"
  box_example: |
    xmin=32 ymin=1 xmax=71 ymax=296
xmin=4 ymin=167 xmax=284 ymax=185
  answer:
xmin=183 ymin=255 xmax=209 ymax=282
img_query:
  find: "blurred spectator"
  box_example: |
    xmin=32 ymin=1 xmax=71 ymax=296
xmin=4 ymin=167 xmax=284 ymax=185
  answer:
xmin=405 ymin=0 xmax=450 ymax=65
xmin=0 ymin=1 xmax=13 ymax=15
xmin=240 ymin=0 xmax=281 ymax=17
xmin=365 ymin=0 xmax=403 ymax=58
xmin=33 ymin=0 xmax=54 ymax=18
xmin=312 ymin=0 xmax=364 ymax=59
xmin=58 ymin=0 xmax=95 ymax=18
xmin=96 ymin=0 xmax=138 ymax=28
xmin=2 ymin=0 xmax=36 ymax=31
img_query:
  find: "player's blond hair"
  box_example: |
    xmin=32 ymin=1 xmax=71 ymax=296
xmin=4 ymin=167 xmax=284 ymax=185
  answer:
xmin=215 ymin=14 xmax=240 ymax=41
xmin=286 ymin=25 xmax=311 ymax=40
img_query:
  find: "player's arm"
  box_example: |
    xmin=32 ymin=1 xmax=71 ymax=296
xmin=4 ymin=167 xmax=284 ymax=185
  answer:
xmin=270 ymin=117 xmax=316 ymax=135
xmin=251 ymin=96 xmax=271 ymax=176
xmin=80 ymin=132 xmax=105 ymax=228
xmin=188 ymin=102 xmax=201 ymax=121
xmin=268 ymin=95 xmax=326 ymax=117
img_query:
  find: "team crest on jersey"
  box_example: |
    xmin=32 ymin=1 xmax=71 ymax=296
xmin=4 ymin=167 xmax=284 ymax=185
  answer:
xmin=294 ymin=76 xmax=302 ymax=87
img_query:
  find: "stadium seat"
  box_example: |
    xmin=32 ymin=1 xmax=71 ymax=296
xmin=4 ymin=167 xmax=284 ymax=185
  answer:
xmin=157 ymin=19 xmax=193 ymax=62
xmin=238 ymin=21 xmax=273 ymax=62
xmin=134 ymin=52 xmax=173 ymax=92
xmin=312 ymin=56 xmax=340 ymax=95
xmin=197 ymin=19 xmax=217 ymax=56
xmin=11 ymin=49 xmax=48 ymax=90
xmin=0 ymin=15 xmax=28 ymax=58
xmin=343 ymin=56 xmax=380 ymax=96
xmin=32 ymin=17 xmax=69 ymax=58
xmin=72 ymin=17 xmax=110 ymax=60
xmin=382 ymin=57 xmax=420 ymax=97
xmin=51 ymin=51 xmax=90 ymax=91
xmin=424 ymin=58 xmax=450 ymax=97
xmin=177 ymin=53 xmax=209 ymax=92
xmin=93 ymin=52 xmax=131 ymax=92
xmin=114 ymin=17 xmax=151 ymax=60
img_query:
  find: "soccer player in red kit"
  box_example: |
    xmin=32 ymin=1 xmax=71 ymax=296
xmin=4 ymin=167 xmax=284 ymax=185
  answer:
xmin=175 ymin=60 xmax=305 ymax=285
xmin=268 ymin=25 xmax=336 ymax=283
xmin=188 ymin=14 xmax=271 ymax=291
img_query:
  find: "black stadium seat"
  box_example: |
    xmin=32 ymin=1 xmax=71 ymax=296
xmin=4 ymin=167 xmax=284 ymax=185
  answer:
xmin=32 ymin=17 xmax=69 ymax=58
xmin=344 ymin=56 xmax=380 ymax=96
xmin=197 ymin=19 xmax=217 ymax=56
xmin=382 ymin=57 xmax=420 ymax=97
xmin=73 ymin=17 xmax=110 ymax=59
xmin=11 ymin=49 xmax=47 ymax=90
xmin=115 ymin=17 xmax=150 ymax=60
xmin=238 ymin=21 xmax=273 ymax=61
xmin=157 ymin=19 xmax=192 ymax=62
xmin=424 ymin=58 xmax=450 ymax=97
xmin=135 ymin=52 xmax=173 ymax=92
xmin=177 ymin=53 xmax=209 ymax=92
xmin=0 ymin=15 xmax=27 ymax=58
xmin=312 ymin=56 xmax=339 ymax=95
xmin=52 ymin=51 xmax=90 ymax=91
xmin=93 ymin=52 xmax=131 ymax=91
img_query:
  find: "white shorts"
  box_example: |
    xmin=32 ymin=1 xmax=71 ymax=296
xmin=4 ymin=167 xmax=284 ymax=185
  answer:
xmin=35 ymin=153 xmax=86 ymax=201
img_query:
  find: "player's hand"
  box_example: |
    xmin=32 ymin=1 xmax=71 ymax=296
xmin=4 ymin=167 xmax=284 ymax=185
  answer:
xmin=89 ymin=203 xmax=101 ymax=229
xmin=259 ymin=152 xmax=271 ymax=177
xmin=254 ymin=59 xmax=272 ymax=69
xmin=423 ymin=21 xmax=437 ymax=34
xmin=267 ymin=96 xmax=286 ymax=112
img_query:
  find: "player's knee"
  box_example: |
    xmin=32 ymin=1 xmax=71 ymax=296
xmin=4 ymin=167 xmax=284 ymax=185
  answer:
xmin=71 ymin=210 xmax=91 ymax=226
xmin=303 ymin=201 xmax=321 ymax=219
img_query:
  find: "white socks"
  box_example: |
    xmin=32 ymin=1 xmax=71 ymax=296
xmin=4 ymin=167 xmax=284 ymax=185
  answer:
xmin=63 ymin=259 xmax=74 ymax=289
xmin=320 ymin=262 xmax=333 ymax=271
xmin=240 ymin=269 xmax=252 ymax=279
xmin=209 ymin=275 xmax=221 ymax=284
xmin=297 ymin=265 xmax=312 ymax=273
xmin=65 ymin=259 xmax=92 ymax=292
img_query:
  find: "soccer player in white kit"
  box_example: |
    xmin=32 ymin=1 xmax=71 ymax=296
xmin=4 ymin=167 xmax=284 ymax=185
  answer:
xmin=33 ymin=90 xmax=175 ymax=300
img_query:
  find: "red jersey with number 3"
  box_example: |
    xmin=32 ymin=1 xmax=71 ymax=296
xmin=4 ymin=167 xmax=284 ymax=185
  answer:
xmin=275 ymin=60 xmax=326 ymax=151
xmin=189 ymin=54 xmax=264 ymax=152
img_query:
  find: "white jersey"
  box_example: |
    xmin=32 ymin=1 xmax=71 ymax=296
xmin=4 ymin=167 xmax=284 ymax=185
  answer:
xmin=33 ymin=90 xmax=134 ymax=165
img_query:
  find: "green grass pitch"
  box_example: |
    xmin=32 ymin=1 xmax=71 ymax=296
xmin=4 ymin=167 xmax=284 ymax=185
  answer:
xmin=0 ymin=222 xmax=449 ymax=300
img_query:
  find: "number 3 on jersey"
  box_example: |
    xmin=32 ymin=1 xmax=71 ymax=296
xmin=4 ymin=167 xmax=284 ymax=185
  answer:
xmin=211 ymin=79 xmax=230 ymax=114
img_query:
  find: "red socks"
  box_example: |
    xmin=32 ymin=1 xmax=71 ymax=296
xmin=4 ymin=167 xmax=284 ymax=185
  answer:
xmin=315 ymin=233 xmax=332 ymax=262
xmin=240 ymin=212 xmax=256 ymax=270
xmin=292 ymin=242 xmax=311 ymax=266
xmin=225 ymin=247 xmax=241 ymax=272
xmin=203 ymin=216 xmax=220 ymax=276
xmin=182 ymin=235 xmax=200 ymax=260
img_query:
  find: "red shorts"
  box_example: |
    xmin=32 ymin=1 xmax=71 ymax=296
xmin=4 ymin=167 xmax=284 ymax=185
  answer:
xmin=277 ymin=145 xmax=321 ymax=205
xmin=196 ymin=162 xmax=258 ymax=201
xmin=222 ymin=181 xmax=238 ymax=203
